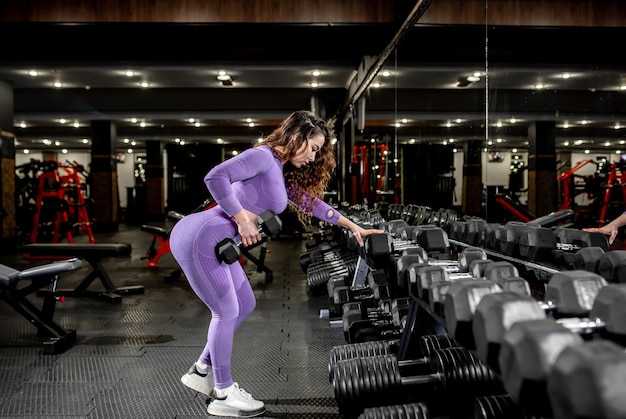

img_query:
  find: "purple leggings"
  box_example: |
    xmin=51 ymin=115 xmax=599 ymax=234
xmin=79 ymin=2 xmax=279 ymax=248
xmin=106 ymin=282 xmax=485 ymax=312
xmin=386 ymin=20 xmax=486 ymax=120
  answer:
xmin=169 ymin=207 xmax=256 ymax=389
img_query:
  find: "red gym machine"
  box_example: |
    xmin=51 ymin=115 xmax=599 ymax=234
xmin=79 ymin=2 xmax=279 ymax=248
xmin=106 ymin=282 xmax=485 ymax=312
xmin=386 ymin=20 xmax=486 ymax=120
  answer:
xmin=30 ymin=160 xmax=95 ymax=244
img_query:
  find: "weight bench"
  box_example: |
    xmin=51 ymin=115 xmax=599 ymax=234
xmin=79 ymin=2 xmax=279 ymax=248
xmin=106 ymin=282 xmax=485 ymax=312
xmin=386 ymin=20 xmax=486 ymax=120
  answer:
xmin=20 ymin=243 xmax=142 ymax=303
xmin=0 ymin=257 xmax=83 ymax=354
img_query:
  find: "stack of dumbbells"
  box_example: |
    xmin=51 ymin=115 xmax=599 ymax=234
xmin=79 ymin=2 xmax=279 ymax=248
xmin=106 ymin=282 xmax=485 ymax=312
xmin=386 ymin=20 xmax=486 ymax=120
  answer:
xmin=301 ymin=203 xmax=626 ymax=419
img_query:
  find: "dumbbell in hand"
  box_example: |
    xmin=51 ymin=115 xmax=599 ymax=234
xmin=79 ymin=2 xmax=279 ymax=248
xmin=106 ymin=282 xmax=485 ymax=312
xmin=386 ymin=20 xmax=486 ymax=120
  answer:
xmin=215 ymin=210 xmax=282 ymax=264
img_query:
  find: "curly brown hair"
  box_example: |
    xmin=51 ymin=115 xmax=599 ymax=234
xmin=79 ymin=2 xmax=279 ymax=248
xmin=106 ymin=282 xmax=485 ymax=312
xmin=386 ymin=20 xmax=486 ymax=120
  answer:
xmin=255 ymin=110 xmax=336 ymax=225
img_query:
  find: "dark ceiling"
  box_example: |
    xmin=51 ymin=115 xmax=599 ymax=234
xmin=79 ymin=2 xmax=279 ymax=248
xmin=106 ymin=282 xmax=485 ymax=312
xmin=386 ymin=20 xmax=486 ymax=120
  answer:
xmin=1 ymin=22 xmax=625 ymax=154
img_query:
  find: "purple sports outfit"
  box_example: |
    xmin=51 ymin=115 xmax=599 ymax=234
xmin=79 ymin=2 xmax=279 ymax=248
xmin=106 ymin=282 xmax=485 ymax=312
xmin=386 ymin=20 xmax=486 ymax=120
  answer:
xmin=169 ymin=145 xmax=340 ymax=388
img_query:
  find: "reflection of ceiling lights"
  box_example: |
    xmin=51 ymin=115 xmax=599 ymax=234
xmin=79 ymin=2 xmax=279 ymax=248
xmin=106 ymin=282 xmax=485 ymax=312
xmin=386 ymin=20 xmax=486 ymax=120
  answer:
xmin=456 ymin=72 xmax=481 ymax=87
xmin=217 ymin=71 xmax=233 ymax=86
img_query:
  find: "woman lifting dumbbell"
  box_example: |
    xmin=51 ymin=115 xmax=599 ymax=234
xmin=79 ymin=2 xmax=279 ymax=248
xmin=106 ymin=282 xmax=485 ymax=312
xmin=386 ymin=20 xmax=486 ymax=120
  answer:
xmin=169 ymin=110 xmax=383 ymax=417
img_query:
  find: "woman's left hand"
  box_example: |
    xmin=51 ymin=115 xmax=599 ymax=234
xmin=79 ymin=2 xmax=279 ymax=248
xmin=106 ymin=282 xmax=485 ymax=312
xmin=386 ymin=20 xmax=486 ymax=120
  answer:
xmin=352 ymin=227 xmax=384 ymax=247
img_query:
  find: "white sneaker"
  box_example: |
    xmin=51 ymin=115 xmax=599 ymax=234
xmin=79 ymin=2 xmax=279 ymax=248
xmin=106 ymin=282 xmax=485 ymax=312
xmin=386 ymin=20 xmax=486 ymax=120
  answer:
xmin=207 ymin=382 xmax=265 ymax=417
xmin=180 ymin=363 xmax=214 ymax=397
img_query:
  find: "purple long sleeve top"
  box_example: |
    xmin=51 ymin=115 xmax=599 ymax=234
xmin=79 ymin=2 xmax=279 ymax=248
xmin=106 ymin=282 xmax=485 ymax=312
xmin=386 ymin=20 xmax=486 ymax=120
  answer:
xmin=204 ymin=145 xmax=341 ymax=225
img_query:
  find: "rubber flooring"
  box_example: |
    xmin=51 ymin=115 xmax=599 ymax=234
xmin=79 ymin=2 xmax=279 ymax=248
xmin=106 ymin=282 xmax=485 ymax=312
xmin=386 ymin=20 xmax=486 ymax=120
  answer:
xmin=0 ymin=222 xmax=345 ymax=419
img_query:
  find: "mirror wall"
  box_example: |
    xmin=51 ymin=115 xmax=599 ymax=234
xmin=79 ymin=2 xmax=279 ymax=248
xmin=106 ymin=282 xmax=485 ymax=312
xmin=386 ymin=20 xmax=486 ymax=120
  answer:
xmin=358 ymin=0 xmax=626 ymax=228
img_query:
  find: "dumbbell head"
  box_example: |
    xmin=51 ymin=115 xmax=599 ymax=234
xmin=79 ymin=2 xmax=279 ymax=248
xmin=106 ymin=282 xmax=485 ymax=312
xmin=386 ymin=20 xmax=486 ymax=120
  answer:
xmin=364 ymin=233 xmax=393 ymax=269
xmin=498 ymin=319 xmax=584 ymax=417
xmin=573 ymin=246 xmax=605 ymax=273
xmin=547 ymin=339 xmax=626 ymax=419
xmin=544 ymin=270 xmax=607 ymax=316
xmin=443 ymin=278 xmax=503 ymax=349
xmin=589 ymin=282 xmax=626 ymax=336
xmin=215 ymin=237 xmax=240 ymax=264
xmin=457 ymin=246 xmax=487 ymax=272
xmin=597 ymin=250 xmax=626 ymax=283
xmin=258 ymin=210 xmax=282 ymax=235
xmin=517 ymin=226 xmax=557 ymax=261
xmin=472 ymin=291 xmax=547 ymax=372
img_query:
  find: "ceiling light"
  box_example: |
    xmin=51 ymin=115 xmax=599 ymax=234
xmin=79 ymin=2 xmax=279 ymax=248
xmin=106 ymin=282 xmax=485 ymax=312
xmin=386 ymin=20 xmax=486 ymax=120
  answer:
xmin=28 ymin=70 xmax=39 ymax=77
xmin=311 ymin=70 xmax=321 ymax=77
xmin=309 ymin=81 xmax=319 ymax=88
xmin=139 ymin=81 xmax=150 ymax=88
xmin=381 ymin=71 xmax=392 ymax=77
xmin=53 ymin=81 xmax=63 ymax=88
xmin=534 ymin=83 xmax=545 ymax=89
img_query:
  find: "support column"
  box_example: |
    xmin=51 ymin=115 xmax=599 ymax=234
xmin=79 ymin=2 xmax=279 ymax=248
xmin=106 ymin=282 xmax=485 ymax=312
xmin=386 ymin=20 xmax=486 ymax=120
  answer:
xmin=462 ymin=139 xmax=482 ymax=216
xmin=340 ymin=111 xmax=356 ymax=204
xmin=90 ymin=120 xmax=119 ymax=233
xmin=145 ymin=140 xmax=165 ymax=221
xmin=0 ymin=78 xmax=17 ymax=252
xmin=527 ymin=121 xmax=558 ymax=217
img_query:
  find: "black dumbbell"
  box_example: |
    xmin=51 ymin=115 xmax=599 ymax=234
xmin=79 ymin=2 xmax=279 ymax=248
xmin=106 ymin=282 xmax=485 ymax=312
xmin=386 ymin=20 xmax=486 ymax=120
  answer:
xmin=473 ymin=394 xmax=534 ymax=419
xmin=215 ymin=210 xmax=282 ymax=264
xmin=359 ymin=402 xmax=431 ymax=419
xmin=472 ymin=272 xmax=622 ymax=374
xmin=328 ymin=334 xmax=459 ymax=382
xmin=499 ymin=319 xmax=626 ymax=419
xmin=331 ymin=345 xmax=503 ymax=417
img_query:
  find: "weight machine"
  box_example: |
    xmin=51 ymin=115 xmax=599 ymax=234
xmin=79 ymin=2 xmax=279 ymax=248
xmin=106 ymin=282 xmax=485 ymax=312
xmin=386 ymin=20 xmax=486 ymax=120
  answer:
xmin=24 ymin=160 xmax=95 ymax=244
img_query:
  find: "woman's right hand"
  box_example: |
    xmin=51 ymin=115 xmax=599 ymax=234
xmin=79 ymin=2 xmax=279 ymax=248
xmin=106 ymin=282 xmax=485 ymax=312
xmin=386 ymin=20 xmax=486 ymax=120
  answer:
xmin=232 ymin=209 xmax=262 ymax=247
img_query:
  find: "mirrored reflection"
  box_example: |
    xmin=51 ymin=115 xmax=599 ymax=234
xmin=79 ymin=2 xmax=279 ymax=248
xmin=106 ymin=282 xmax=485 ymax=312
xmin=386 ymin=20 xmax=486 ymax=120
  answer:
xmin=355 ymin=1 xmax=625 ymax=227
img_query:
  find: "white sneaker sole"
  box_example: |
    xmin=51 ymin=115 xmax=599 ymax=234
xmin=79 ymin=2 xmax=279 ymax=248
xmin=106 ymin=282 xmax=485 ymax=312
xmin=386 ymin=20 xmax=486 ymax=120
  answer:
xmin=207 ymin=403 xmax=265 ymax=418
xmin=180 ymin=373 xmax=213 ymax=397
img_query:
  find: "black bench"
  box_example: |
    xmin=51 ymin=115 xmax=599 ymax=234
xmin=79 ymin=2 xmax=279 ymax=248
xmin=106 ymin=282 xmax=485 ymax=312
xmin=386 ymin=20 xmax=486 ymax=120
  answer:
xmin=0 ymin=257 xmax=83 ymax=354
xmin=20 ymin=243 xmax=142 ymax=303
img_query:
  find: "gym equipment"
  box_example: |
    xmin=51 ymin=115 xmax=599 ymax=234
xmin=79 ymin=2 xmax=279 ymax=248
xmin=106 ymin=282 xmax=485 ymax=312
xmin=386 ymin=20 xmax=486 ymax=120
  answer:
xmin=331 ymin=345 xmax=503 ymax=417
xmin=500 ymin=319 xmax=626 ymax=419
xmin=0 ymin=257 xmax=83 ymax=353
xmin=407 ymin=247 xmax=489 ymax=302
xmin=328 ymin=334 xmax=459 ymax=382
xmin=443 ymin=278 xmax=503 ymax=348
xmin=547 ymin=339 xmax=626 ymax=419
xmin=215 ymin=210 xmax=282 ymax=264
xmin=341 ymin=297 xmax=409 ymax=343
xmin=364 ymin=226 xmax=451 ymax=270
xmin=311 ymin=253 xmax=359 ymax=290
xmin=473 ymin=394 xmax=534 ymax=419
xmin=28 ymin=160 xmax=95 ymax=245
xmin=20 ymin=243 xmax=139 ymax=303
xmin=358 ymin=402 xmax=431 ymax=419
xmin=472 ymin=270 xmax=613 ymax=372
xmin=141 ymin=197 xmax=216 ymax=268
xmin=596 ymin=249 xmax=626 ymax=283
xmin=327 ymin=267 xmax=388 ymax=315
xmin=572 ymin=246 xmax=605 ymax=272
